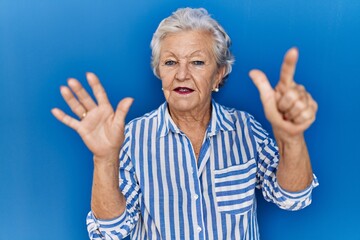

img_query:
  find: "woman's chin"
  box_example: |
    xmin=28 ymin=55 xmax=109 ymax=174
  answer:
xmin=168 ymin=101 xmax=210 ymax=115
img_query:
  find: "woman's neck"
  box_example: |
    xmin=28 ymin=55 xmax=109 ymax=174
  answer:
xmin=168 ymin=104 xmax=212 ymax=134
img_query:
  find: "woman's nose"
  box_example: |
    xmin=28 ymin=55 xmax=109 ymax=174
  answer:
xmin=175 ymin=63 xmax=190 ymax=81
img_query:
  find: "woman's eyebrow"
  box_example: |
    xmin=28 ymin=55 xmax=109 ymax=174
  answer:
xmin=160 ymin=50 xmax=207 ymax=59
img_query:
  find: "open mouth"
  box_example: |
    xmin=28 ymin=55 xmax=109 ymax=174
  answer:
xmin=174 ymin=87 xmax=194 ymax=94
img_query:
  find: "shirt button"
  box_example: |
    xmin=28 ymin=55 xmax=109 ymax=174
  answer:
xmin=197 ymin=226 xmax=202 ymax=232
xmin=194 ymin=194 xmax=199 ymax=200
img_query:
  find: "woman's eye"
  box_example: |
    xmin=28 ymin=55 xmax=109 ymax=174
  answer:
xmin=192 ymin=61 xmax=205 ymax=66
xmin=165 ymin=60 xmax=176 ymax=66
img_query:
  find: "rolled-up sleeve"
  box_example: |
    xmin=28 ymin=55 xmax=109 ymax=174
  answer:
xmin=249 ymin=116 xmax=319 ymax=211
xmin=86 ymin=146 xmax=141 ymax=239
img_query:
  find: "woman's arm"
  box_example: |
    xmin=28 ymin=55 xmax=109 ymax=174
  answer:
xmin=91 ymin=155 xmax=126 ymax=219
xmin=51 ymin=72 xmax=133 ymax=218
xmin=249 ymin=48 xmax=318 ymax=192
xmin=274 ymin=133 xmax=313 ymax=192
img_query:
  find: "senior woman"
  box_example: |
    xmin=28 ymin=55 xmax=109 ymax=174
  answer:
xmin=52 ymin=8 xmax=318 ymax=240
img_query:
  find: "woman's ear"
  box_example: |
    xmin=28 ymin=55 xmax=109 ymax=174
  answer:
xmin=216 ymin=66 xmax=226 ymax=85
xmin=156 ymin=67 xmax=161 ymax=80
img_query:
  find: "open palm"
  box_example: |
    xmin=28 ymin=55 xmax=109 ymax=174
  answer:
xmin=52 ymin=72 xmax=133 ymax=159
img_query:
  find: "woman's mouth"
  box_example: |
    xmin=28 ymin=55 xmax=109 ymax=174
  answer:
xmin=174 ymin=87 xmax=194 ymax=95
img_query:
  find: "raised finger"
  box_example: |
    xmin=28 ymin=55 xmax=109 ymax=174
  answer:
xmin=86 ymin=72 xmax=109 ymax=105
xmin=51 ymin=108 xmax=81 ymax=131
xmin=278 ymin=48 xmax=298 ymax=92
xmin=114 ymin=98 xmax=134 ymax=127
xmin=60 ymin=86 xmax=87 ymax=119
xmin=67 ymin=78 xmax=97 ymax=110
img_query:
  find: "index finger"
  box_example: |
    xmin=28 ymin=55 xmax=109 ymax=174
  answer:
xmin=279 ymin=48 xmax=298 ymax=90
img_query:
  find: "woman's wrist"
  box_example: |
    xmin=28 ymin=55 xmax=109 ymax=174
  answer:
xmin=273 ymin=127 xmax=305 ymax=146
xmin=93 ymin=152 xmax=120 ymax=166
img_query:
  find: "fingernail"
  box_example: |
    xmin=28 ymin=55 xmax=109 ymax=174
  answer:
xmin=67 ymin=78 xmax=75 ymax=85
xmin=292 ymin=47 xmax=299 ymax=54
xmin=249 ymin=69 xmax=257 ymax=75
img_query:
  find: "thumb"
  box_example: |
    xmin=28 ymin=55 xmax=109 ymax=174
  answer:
xmin=114 ymin=97 xmax=134 ymax=127
xmin=249 ymin=70 xmax=280 ymax=122
xmin=249 ymin=70 xmax=274 ymax=104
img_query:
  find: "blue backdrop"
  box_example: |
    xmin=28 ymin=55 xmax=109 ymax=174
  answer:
xmin=1 ymin=1 xmax=359 ymax=239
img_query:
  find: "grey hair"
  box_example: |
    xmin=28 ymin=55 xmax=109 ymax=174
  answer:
xmin=150 ymin=8 xmax=235 ymax=86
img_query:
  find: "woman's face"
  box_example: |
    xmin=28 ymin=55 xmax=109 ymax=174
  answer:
xmin=158 ymin=30 xmax=225 ymax=114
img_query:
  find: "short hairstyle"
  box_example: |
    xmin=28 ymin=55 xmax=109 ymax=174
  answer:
xmin=150 ymin=7 xmax=235 ymax=86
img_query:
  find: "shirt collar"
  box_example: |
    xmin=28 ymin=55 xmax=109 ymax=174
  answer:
xmin=156 ymin=102 xmax=181 ymax=137
xmin=156 ymin=100 xmax=235 ymax=138
xmin=207 ymin=99 xmax=235 ymax=137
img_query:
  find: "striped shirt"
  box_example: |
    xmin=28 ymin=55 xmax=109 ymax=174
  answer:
xmin=86 ymin=100 xmax=318 ymax=240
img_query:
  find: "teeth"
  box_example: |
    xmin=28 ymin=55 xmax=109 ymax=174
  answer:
xmin=176 ymin=87 xmax=191 ymax=92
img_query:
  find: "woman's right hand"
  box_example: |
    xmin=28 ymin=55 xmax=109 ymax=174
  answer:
xmin=51 ymin=72 xmax=133 ymax=163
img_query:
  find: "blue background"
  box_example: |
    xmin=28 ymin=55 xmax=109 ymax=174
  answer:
xmin=1 ymin=0 xmax=359 ymax=239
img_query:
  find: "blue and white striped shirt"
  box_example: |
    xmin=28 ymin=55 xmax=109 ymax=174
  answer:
xmin=87 ymin=100 xmax=318 ymax=240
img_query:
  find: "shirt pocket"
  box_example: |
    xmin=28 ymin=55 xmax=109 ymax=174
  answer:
xmin=213 ymin=158 xmax=257 ymax=215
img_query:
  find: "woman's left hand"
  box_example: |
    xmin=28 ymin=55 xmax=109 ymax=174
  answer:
xmin=249 ymin=48 xmax=318 ymax=140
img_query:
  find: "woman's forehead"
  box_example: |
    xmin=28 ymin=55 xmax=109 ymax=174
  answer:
xmin=160 ymin=30 xmax=214 ymax=57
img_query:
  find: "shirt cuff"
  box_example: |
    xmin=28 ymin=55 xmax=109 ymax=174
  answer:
xmin=277 ymin=174 xmax=319 ymax=200
xmin=89 ymin=210 xmax=127 ymax=228
xmin=87 ymin=211 xmax=128 ymax=239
